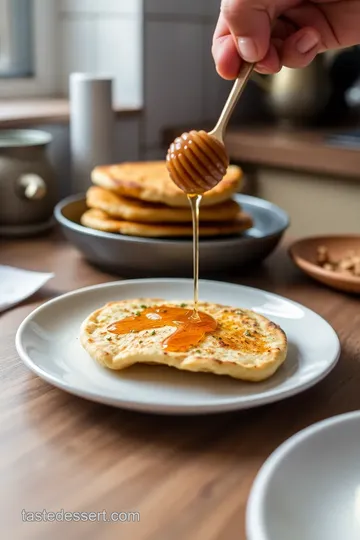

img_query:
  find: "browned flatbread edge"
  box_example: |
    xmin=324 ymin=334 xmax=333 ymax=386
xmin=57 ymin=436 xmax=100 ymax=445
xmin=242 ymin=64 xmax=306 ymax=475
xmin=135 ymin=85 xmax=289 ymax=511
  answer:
xmin=80 ymin=208 xmax=253 ymax=238
xmin=86 ymin=186 xmax=242 ymax=223
xmin=91 ymin=161 xmax=242 ymax=207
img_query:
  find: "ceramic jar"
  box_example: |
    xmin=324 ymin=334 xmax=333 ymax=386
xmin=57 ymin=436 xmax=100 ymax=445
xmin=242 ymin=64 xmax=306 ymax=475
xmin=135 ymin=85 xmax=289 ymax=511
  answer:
xmin=0 ymin=129 xmax=57 ymax=226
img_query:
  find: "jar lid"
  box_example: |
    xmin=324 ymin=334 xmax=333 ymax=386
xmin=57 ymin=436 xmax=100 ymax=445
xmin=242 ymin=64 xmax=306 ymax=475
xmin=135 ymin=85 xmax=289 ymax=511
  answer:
xmin=0 ymin=129 xmax=52 ymax=148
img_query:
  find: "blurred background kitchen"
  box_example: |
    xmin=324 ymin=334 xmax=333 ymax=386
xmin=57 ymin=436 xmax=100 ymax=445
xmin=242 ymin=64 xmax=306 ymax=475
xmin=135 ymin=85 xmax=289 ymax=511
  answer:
xmin=1 ymin=0 xmax=360 ymax=237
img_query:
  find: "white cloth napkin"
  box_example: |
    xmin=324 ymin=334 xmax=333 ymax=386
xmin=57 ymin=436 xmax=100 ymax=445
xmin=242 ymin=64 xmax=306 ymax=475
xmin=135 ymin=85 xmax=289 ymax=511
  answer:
xmin=0 ymin=265 xmax=54 ymax=313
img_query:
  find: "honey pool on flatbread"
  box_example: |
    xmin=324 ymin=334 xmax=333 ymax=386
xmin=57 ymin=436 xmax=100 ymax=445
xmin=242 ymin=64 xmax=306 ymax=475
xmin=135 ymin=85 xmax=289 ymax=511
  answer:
xmin=108 ymin=305 xmax=216 ymax=352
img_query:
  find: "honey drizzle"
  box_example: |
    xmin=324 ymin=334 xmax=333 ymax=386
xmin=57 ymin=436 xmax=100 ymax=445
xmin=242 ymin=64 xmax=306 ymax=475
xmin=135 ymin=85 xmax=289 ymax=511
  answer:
xmin=107 ymin=136 xmax=228 ymax=353
xmin=188 ymin=193 xmax=202 ymax=319
xmin=106 ymin=194 xmax=218 ymax=352
xmin=107 ymin=305 xmax=217 ymax=352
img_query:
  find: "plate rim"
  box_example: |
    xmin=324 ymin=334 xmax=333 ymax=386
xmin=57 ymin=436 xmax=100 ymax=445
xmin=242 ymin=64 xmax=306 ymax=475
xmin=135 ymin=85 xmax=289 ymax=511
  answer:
xmin=54 ymin=193 xmax=290 ymax=246
xmin=246 ymin=410 xmax=360 ymax=540
xmin=15 ymin=278 xmax=340 ymax=415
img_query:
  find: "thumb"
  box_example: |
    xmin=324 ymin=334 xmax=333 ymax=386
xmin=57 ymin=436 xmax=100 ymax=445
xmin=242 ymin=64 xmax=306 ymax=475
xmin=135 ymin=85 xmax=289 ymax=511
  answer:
xmin=221 ymin=0 xmax=272 ymax=63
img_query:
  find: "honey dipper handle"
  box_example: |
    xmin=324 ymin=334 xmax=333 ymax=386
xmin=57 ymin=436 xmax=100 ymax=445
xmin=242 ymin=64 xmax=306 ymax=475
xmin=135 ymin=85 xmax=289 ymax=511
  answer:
xmin=209 ymin=62 xmax=254 ymax=143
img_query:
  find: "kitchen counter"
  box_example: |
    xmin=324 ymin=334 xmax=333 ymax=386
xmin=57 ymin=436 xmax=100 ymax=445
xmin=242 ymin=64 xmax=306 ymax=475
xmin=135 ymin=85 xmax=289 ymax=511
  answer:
xmin=226 ymin=124 xmax=360 ymax=179
xmin=0 ymin=98 xmax=141 ymax=128
xmin=1 ymin=232 xmax=359 ymax=539
xmin=164 ymin=122 xmax=360 ymax=179
xmin=163 ymin=122 xmax=360 ymax=236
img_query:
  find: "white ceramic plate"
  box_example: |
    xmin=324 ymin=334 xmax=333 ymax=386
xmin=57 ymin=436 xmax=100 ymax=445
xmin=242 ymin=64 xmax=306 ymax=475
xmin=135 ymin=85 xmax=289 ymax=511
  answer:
xmin=16 ymin=279 xmax=340 ymax=414
xmin=246 ymin=411 xmax=360 ymax=540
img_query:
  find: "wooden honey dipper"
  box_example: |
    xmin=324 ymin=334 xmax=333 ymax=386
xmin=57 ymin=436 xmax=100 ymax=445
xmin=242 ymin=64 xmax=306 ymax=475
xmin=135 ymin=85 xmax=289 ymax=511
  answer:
xmin=166 ymin=62 xmax=254 ymax=194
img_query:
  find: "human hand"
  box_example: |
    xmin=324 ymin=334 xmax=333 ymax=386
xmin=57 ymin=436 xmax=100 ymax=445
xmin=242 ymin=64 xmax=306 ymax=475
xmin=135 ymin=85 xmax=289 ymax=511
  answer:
xmin=212 ymin=0 xmax=360 ymax=77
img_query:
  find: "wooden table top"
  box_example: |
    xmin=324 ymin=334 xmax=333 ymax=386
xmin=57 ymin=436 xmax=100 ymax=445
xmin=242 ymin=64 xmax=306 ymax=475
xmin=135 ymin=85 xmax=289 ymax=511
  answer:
xmin=1 ymin=232 xmax=360 ymax=540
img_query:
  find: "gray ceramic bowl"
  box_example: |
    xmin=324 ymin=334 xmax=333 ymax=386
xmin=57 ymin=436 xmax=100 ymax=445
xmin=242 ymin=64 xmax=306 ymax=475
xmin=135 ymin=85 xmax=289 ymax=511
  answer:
xmin=54 ymin=194 xmax=289 ymax=277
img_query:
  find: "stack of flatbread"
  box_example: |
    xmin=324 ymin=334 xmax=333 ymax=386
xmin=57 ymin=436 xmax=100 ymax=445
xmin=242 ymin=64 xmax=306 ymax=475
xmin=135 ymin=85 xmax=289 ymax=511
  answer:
xmin=80 ymin=161 xmax=253 ymax=238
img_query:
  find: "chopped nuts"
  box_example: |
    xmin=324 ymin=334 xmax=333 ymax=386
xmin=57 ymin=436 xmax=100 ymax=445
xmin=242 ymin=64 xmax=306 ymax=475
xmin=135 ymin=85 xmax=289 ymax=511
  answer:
xmin=316 ymin=245 xmax=329 ymax=265
xmin=316 ymin=245 xmax=360 ymax=278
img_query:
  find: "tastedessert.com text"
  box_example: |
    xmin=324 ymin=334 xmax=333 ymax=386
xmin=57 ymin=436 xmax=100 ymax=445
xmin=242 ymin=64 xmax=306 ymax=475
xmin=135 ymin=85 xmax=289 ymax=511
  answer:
xmin=21 ymin=509 xmax=140 ymax=523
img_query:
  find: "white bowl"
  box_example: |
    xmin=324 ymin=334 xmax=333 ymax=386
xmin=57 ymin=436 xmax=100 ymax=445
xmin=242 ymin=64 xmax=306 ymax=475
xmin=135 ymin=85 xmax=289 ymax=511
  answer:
xmin=247 ymin=411 xmax=360 ymax=540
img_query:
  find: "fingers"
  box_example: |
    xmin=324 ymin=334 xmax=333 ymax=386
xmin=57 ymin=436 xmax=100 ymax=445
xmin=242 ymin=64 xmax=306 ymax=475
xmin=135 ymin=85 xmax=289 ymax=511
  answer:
xmin=256 ymin=39 xmax=282 ymax=74
xmin=212 ymin=13 xmax=241 ymax=79
xmin=282 ymin=27 xmax=321 ymax=68
xmin=212 ymin=13 xmax=282 ymax=77
xmin=272 ymin=18 xmax=297 ymax=41
xmin=212 ymin=35 xmax=241 ymax=79
xmin=212 ymin=2 xmax=322 ymax=78
xmin=220 ymin=0 xmax=272 ymax=63
xmin=212 ymin=2 xmax=282 ymax=77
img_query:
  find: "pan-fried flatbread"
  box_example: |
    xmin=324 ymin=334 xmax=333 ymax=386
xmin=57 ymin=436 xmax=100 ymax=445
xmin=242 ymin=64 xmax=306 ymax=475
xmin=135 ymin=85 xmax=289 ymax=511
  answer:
xmin=80 ymin=299 xmax=287 ymax=382
xmin=91 ymin=161 xmax=242 ymax=207
xmin=86 ymin=186 xmax=241 ymax=223
xmin=80 ymin=208 xmax=253 ymax=238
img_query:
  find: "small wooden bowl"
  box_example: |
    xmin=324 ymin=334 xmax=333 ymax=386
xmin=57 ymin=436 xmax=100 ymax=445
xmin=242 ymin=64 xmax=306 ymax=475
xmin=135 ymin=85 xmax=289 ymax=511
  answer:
xmin=289 ymin=235 xmax=360 ymax=294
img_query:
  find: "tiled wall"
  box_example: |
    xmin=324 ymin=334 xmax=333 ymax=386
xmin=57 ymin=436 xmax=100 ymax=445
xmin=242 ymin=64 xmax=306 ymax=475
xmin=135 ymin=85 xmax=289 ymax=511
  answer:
xmin=45 ymin=0 xmax=264 ymax=196
xmin=44 ymin=0 xmax=144 ymax=197
xmin=141 ymin=0 xmax=232 ymax=156
xmin=57 ymin=0 xmax=143 ymax=108
xmin=56 ymin=0 xmax=234 ymax=163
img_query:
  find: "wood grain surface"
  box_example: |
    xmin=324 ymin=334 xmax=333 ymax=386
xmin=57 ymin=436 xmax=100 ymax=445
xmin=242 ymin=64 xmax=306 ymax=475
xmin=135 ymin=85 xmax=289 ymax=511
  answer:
xmin=1 ymin=232 xmax=360 ymax=540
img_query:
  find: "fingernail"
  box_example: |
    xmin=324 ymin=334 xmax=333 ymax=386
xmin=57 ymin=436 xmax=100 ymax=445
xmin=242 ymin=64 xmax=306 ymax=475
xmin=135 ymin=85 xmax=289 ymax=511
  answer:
xmin=237 ymin=37 xmax=258 ymax=62
xmin=256 ymin=64 xmax=269 ymax=74
xmin=296 ymin=32 xmax=319 ymax=54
